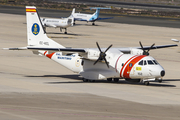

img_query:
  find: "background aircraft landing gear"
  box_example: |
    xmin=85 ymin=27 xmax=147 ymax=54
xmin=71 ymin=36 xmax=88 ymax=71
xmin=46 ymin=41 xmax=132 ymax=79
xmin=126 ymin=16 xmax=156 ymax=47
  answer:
xmin=144 ymin=81 xmax=149 ymax=86
xmin=114 ymin=78 xmax=119 ymax=83
xmin=92 ymin=22 xmax=95 ymax=25
xmin=64 ymin=28 xmax=67 ymax=34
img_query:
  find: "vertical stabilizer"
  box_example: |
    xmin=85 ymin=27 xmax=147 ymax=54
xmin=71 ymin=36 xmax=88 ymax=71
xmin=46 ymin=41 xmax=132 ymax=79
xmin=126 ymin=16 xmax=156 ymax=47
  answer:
xmin=26 ymin=6 xmax=64 ymax=48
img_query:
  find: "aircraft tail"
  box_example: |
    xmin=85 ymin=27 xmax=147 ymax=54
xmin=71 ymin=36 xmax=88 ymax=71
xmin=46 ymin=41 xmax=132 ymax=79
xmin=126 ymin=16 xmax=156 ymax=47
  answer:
xmin=68 ymin=8 xmax=75 ymax=26
xmin=26 ymin=6 xmax=64 ymax=48
xmin=90 ymin=7 xmax=111 ymax=21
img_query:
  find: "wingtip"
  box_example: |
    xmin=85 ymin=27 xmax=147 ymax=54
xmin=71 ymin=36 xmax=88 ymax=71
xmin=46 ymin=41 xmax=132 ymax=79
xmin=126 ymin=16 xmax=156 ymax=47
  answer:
xmin=171 ymin=39 xmax=180 ymax=43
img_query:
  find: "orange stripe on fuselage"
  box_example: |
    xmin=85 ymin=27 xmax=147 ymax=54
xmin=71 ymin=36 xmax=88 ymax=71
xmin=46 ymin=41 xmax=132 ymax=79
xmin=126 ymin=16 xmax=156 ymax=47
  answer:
xmin=46 ymin=52 xmax=55 ymax=59
xmin=123 ymin=55 xmax=146 ymax=79
xmin=120 ymin=55 xmax=138 ymax=78
xmin=115 ymin=54 xmax=123 ymax=72
xmin=26 ymin=8 xmax=36 ymax=12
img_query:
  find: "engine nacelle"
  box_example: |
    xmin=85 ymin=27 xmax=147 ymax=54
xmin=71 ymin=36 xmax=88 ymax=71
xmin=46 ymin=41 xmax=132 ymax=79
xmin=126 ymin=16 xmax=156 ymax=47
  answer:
xmin=130 ymin=48 xmax=143 ymax=55
xmin=86 ymin=49 xmax=99 ymax=60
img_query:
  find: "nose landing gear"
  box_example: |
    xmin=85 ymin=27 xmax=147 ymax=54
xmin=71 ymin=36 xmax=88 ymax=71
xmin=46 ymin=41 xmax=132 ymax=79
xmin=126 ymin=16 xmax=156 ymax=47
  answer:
xmin=144 ymin=81 xmax=149 ymax=86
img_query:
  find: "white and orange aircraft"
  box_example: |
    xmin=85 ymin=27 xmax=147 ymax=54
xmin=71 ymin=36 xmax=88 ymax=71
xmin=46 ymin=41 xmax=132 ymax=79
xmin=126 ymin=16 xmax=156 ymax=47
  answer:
xmin=4 ymin=6 xmax=178 ymax=85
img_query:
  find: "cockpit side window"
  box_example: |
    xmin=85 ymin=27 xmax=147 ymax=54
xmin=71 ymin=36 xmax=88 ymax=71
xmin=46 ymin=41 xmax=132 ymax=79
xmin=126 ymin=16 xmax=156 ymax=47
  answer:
xmin=138 ymin=60 xmax=143 ymax=65
xmin=147 ymin=60 xmax=154 ymax=65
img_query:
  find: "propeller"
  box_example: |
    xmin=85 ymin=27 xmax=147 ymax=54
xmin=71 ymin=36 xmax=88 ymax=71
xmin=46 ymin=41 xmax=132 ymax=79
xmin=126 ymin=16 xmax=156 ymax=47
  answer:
xmin=139 ymin=41 xmax=155 ymax=56
xmin=93 ymin=42 xmax=113 ymax=68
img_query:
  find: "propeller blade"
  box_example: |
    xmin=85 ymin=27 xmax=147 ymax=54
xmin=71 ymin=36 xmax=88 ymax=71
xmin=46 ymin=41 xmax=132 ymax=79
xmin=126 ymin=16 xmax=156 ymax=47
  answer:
xmin=104 ymin=44 xmax=113 ymax=53
xmin=96 ymin=42 xmax=102 ymax=53
xmin=104 ymin=58 xmax=109 ymax=68
xmin=147 ymin=43 xmax=155 ymax=52
xmin=139 ymin=41 xmax=144 ymax=50
xmin=94 ymin=57 xmax=101 ymax=65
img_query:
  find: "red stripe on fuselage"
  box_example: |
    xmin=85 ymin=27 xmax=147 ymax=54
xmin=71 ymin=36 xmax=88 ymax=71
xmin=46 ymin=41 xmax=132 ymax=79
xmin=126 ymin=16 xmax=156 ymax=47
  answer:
xmin=123 ymin=55 xmax=146 ymax=79
xmin=46 ymin=52 xmax=55 ymax=59
xmin=115 ymin=54 xmax=123 ymax=72
xmin=120 ymin=55 xmax=138 ymax=78
xmin=44 ymin=51 xmax=47 ymax=55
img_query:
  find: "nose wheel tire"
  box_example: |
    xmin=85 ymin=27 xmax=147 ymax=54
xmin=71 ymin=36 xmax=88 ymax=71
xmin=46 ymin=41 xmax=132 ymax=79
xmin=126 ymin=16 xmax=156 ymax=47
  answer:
xmin=144 ymin=81 xmax=149 ymax=86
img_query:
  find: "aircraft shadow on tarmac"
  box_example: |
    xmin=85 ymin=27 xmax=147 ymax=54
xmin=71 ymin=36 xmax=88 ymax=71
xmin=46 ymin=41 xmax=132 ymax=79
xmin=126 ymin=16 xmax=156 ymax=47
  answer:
xmin=46 ymin=32 xmax=89 ymax=36
xmin=25 ymin=74 xmax=177 ymax=87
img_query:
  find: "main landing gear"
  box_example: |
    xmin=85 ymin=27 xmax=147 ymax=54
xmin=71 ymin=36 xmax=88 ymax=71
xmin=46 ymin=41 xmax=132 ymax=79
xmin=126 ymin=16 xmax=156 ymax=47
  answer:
xmin=82 ymin=78 xmax=95 ymax=82
xmin=107 ymin=78 xmax=119 ymax=83
xmin=60 ymin=28 xmax=67 ymax=34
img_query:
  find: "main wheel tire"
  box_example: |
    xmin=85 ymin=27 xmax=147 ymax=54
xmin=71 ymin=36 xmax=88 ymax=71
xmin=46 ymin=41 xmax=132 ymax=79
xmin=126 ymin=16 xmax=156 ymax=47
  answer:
xmin=158 ymin=80 xmax=162 ymax=83
xmin=107 ymin=78 xmax=112 ymax=82
xmin=82 ymin=78 xmax=88 ymax=82
xmin=114 ymin=78 xmax=119 ymax=83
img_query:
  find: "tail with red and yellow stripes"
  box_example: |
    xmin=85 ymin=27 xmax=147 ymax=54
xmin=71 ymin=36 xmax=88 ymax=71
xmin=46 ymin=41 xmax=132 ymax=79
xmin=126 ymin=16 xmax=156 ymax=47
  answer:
xmin=26 ymin=6 xmax=64 ymax=48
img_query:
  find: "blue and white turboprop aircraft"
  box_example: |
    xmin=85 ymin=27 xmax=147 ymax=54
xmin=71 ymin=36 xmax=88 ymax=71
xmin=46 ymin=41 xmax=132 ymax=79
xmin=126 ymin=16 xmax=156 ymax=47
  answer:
xmin=71 ymin=7 xmax=113 ymax=25
xmin=4 ymin=6 xmax=178 ymax=86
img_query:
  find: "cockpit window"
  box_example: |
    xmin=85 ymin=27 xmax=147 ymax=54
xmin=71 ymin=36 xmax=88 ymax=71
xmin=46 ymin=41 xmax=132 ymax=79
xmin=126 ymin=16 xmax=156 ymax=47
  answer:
xmin=138 ymin=60 xmax=143 ymax=65
xmin=144 ymin=60 xmax=147 ymax=65
xmin=153 ymin=60 xmax=158 ymax=65
xmin=147 ymin=60 xmax=154 ymax=65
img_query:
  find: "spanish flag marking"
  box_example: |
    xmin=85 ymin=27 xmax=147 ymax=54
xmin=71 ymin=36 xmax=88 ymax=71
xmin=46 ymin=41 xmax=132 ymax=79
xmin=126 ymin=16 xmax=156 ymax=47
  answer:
xmin=26 ymin=8 xmax=36 ymax=12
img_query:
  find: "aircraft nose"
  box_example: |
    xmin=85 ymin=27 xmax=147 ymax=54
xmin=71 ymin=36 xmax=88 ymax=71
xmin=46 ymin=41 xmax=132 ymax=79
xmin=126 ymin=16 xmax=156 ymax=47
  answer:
xmin=160 ymin=70 xmax=165 ymax=77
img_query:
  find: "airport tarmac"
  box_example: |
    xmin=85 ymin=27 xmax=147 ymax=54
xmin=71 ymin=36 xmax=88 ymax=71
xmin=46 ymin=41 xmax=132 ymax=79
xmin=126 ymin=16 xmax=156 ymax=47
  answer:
xmin=1 ymin=13 xmax=180 ymax=120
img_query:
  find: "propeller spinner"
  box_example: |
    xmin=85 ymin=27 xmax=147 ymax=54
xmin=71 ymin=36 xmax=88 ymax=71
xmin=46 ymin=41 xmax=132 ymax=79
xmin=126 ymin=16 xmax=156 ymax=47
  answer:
xmin=139 ymin=41 xmax=155 ymax=56
xmin=93 ymin=42 xmax=112 ymax=68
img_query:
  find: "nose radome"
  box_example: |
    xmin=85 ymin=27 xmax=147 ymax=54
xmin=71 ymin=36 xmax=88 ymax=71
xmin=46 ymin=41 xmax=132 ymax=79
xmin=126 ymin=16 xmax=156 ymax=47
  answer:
xmin=161 ymin=70 xmax=165 ymax=77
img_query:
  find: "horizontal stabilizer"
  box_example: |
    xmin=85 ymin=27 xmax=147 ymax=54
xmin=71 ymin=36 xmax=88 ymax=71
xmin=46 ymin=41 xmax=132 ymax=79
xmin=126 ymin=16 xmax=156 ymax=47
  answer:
xmin=3 ymin=47 xmax=27 ymax=50
xmin=97 ymin=17 xmax=114 ymax=20
xmin=90 ymin=7 xmax=111 ymax=10
xmin=27 ymin=47 xmax=86 ymax=53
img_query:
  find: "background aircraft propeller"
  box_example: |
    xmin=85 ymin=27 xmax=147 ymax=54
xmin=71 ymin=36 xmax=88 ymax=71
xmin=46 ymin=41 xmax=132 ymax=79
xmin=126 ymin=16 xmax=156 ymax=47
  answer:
xmin=139 ymin=41 xmax=155 ymax=56
xmin=93 ymin=42 xmax=112 ymax=68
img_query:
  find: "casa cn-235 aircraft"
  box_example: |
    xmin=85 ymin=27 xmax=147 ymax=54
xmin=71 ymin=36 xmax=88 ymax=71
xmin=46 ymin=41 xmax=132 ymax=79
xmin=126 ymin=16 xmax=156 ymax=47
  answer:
xmin=4 ymin=6 xmax=178 ymax=86
xmin=72 ymin=7 xmax=113 ymax=25
xmin=40 ymin=9 xmax=74 ymax=34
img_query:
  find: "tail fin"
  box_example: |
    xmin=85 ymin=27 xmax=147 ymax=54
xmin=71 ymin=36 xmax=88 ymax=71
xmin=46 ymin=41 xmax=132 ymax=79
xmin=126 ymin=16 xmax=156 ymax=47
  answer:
xmin=68 ymin=8 xmax=75 ymax=26
xmin=92 ymin=9 xmax=100 ymax=20
xmin=26 ymin=6 xmax=64 ymax=48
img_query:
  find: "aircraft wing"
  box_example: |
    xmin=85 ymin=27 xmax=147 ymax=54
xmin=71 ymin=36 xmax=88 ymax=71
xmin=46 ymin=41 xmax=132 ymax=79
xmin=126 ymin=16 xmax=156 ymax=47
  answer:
xmin=4 ymin=44 xmax=177 ymax=58
xmin=118 ymin=44 xmax=178 ymax=53
xmin=96 ymin=17 xmax=114 ymax=20
xmin=136 ymin=44 xmax=178 ymax=50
